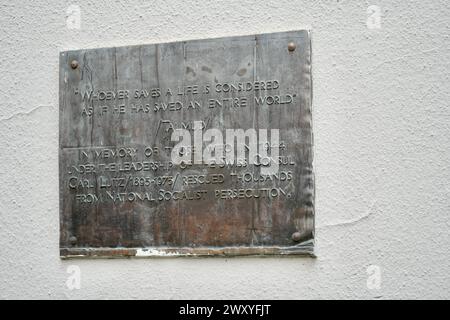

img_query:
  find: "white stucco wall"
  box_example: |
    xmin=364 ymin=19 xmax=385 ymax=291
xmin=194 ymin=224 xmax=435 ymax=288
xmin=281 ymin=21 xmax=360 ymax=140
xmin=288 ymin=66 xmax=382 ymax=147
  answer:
xmin=0 ymin=0 xmax=449 ymax=299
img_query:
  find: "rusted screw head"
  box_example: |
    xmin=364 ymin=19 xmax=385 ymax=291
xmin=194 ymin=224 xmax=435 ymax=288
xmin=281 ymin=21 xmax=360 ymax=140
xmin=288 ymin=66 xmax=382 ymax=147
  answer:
xmin=69 ymin=236 xmax=77 ymax=244
xmin=291 ymin=232 xmax=302 ymax=242
xmin=70 ymin=60 xmax=79 ymax=69
xmin=288 ymin=41 xmax=296 ymax=52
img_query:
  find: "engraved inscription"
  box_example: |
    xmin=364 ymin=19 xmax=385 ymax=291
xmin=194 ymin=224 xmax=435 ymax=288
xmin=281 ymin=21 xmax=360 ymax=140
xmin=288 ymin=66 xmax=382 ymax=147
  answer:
xmin=59 ymin=30 xmax=314 ymax=257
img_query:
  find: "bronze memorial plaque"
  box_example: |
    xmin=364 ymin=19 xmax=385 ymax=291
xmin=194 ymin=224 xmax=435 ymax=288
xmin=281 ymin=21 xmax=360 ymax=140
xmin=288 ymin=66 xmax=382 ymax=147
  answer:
xmin=59 ymin=30 xmax=314 ymax=258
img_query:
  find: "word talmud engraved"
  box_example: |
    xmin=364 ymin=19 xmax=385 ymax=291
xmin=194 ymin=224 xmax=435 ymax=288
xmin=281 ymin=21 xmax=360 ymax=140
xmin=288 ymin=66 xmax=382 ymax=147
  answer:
xmin=59 ymin=30 xmax=314 ymax=258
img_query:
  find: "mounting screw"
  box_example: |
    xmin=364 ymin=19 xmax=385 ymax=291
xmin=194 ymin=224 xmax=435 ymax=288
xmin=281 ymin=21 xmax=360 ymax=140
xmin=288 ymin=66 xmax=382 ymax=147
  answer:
xmin=291 ymin=232 xmax=302 ymax=242
xmin=69 ymin=236 xmax=77 ymax=244
xmin=288 ymin=41 xmax=296 ymax=52
xmin=70 ymin=60 xmax=79 ymax=69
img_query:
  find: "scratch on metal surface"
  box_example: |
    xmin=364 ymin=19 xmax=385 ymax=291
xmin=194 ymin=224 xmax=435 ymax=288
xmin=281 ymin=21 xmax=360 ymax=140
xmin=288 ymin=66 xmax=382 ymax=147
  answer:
xmin=135 ymin=248 xmax=190 ymax=257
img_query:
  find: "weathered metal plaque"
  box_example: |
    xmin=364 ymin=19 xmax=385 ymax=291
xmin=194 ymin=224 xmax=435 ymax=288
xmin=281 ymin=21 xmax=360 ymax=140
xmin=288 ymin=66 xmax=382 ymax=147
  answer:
xmin=59 ymin=30 xmax=314 ymax=258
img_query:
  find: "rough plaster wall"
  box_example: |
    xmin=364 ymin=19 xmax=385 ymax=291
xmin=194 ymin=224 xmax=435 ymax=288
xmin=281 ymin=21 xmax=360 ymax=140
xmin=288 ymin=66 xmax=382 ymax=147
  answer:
xmin=0 ymin=0 xmax=449 ymax=299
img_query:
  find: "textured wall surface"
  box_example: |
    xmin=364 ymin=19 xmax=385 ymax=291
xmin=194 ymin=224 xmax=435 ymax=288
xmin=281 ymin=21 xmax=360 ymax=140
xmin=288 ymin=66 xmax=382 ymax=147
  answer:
xmin=0 ymin=0 xmax=449 ymax=299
